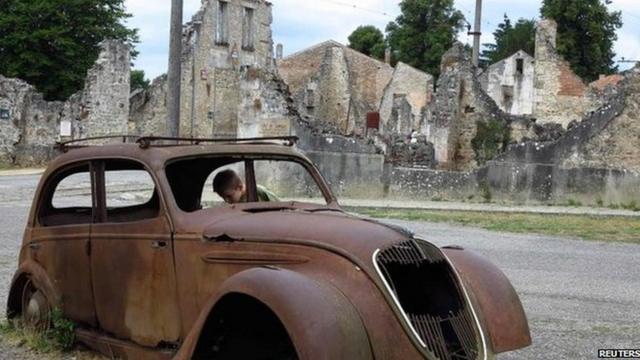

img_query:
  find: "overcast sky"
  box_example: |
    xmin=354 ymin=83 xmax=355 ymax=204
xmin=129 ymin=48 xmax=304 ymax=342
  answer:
xmin=124 ymin=0 xmax=640 ymax=79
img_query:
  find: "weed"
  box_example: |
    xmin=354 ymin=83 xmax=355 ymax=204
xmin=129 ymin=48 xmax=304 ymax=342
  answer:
xmin=567 ymin=198 xmax=582 ymax=207
xmin=479 ymin=182 xmax=492 ymax=203
xmin=595 ymin=197 xmax=604 ymax=207
xmin=0 ymin=308 xmax=76 ymax=353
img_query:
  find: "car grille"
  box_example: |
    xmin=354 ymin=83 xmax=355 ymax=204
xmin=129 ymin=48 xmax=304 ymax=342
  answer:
xmin=375 ymin=240 xmax=479 ymax=360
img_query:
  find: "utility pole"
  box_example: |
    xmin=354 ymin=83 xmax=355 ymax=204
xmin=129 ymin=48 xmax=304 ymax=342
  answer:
xmin=471 ymin=0 xmax=483 ymax=67
xmin=167 ymin=0 xmax=183 ymax=137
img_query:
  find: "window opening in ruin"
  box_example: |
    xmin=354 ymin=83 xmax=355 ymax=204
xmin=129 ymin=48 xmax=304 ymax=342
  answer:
xmin=216 ymin=1 xmax=229 ymax=45
xmin=0 ymin=108 xmax=10 ymax=120
xmin=516 ymin=58 xmax=524 ymax=75
xmin=242 ymin=7 xmax=255 ymax=50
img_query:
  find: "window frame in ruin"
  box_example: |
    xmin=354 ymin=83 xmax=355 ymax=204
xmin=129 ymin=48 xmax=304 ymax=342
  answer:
xmin=242 ymin=6 xmax=256 ymax=51
xmin=215 ymin=0 xmax=229 ymax=46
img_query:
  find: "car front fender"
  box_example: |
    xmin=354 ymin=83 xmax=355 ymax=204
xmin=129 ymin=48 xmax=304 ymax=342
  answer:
xmin=175 ymin=267 xmax=373 ymax=360
xmin=442 ymin=248 xmax=532 ymax=354
xmin=6 ymin=259 xmax=60 ymax=318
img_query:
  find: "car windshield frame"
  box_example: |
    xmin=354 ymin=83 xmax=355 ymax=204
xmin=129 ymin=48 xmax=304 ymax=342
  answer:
xmin=164 ymin=153 xmax=337 ymax=212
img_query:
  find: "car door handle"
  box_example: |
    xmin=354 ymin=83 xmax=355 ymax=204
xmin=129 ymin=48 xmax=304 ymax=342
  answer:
xmin=151 ymin=241 xmax=168 ymax=249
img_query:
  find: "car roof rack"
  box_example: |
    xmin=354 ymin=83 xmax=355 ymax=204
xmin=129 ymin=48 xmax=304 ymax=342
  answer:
xmin=55 ymin=135 xmax=139 ymax=152
xmin=55 ymin=135 xmax=299 ymax=152
xmin=136 ymin=136 xmax=299 ymax=148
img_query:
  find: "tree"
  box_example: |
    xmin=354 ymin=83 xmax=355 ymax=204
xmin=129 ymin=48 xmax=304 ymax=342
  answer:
xmin=541 ymin=0 xmax=622 ymax=81
xmin=385 ymin=0 xmax=464 ymax=77
xmin=130 ymin=70 xmax=150 ymax=92
xmin=481 ymin=15 xmax=536 ymax=66
xmin=347 ymin=25 xmax=386 ymax=60
xmin=0 ymin=0 xmax=138 ymax=101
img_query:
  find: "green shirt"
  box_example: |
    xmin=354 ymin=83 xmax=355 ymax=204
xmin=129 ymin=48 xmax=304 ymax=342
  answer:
xmin=240 ymin=185 xmax=280 ymax=202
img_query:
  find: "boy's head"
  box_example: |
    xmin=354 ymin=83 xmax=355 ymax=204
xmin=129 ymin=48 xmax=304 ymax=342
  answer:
xmin=213 ymin=169 xmax=245 ymax=204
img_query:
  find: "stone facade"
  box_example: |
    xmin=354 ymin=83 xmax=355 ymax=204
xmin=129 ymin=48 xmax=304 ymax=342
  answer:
xmin=177 ymin=0 xmax=283 ymax=139
xmin=277 ymin=41 xmax=431 ymax=137
xmin=479 ymin=50 xmax=535 ymax=116
xmin=379 ymin=63 xmax=433 ymax=135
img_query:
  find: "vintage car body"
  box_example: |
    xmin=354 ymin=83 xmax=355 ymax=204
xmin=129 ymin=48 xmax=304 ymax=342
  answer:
xmin=7 ymin=137 xmax=531 ymax=359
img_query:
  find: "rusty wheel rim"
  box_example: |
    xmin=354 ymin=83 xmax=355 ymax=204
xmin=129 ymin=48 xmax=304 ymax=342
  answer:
xmin=21 ymin=279 xmax=50 ymax=331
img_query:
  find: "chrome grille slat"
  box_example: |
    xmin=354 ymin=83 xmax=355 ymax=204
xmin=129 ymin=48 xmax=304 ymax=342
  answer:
xmin=375 ymin=240 xmax=479 ymax=360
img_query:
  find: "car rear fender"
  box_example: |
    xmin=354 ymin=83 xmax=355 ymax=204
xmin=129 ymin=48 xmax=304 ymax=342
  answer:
xmin=6 ymin=260 xmax=60 ymax=318
xmin=442 ymin=248 xmax=532 ymax=354
xmin=174 ymin=267 xmax=373 ymax=360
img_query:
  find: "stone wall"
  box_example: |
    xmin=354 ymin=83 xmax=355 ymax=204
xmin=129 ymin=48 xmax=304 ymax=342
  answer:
xmin=427 ymin=43 xmax=511 ymax=171
xmin=179 ymin=0 xmax=276 ymax=139
xmin=379 ymin=63 xmax=433 ymax=135
xmin=278 ymin=41 xmax=433 ymax=136
xmin=76 ymin=40 xmax=131 ymax=138
xmin=532 ymin=19 xmax=599 ymax=127
xmin=0 ymin=40 xmax=130 ymax=165
xmin=480 ymin=50 xmax=535 ymax=116
xmin=129 ymin=75 xmax=169 ymax=136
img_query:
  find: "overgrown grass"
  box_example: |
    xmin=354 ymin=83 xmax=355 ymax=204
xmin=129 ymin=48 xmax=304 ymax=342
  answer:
xmin=0 ymin=309 xmax=76 ymax=353
xmin=350 ymin=208 xmax=640 ymax=243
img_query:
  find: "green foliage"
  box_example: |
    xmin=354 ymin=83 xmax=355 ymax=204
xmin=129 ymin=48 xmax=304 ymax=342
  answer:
xmin=49 ymin=308 xmax=76 ymax=351
xmin=0 ymin=0 xmax=139 ymax=101
xmin=471 ymin=120 xmax=511 ymax=165
xmin=386 ymin=0 xmax=465 ymax=77
xmin=131 ymin=69 xmax=150 ymax=92
xmin=479 ymin=182 xmax=493 ymax=203
xmin=541 ymin=0 xmax=622 ymax=81
xmin=567 ymin=198 xmax=583 ymax=207
xmin=481 ymin=15 xmax=536 ymax=66
xmin=347 ymin=25 xmax=386 ymax=60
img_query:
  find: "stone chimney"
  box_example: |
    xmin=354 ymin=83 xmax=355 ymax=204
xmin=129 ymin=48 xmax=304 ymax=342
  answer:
xmin=535 ymin=19 xmax=558 ymax=61
xmin=276 ymin=43 xmax=283 ymax=60
xmin=385 ymin=47 xmax=392 ymax=65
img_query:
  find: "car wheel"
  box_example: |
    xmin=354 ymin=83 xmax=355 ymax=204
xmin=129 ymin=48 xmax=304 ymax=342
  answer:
xmin=21 ymin=278 xmax=50 ymax=331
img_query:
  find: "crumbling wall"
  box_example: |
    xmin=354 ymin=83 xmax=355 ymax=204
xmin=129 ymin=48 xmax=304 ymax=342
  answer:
xmin=278 ymin=41 xmax=404 ymax=136
xmin=480 ymin=50 xmax=535 ymax=116
xmin=0 ymin=40 xmax=131 ymax=165
xmin=76 ymin=40 xmax=130 ymax=138
xmin=428 ymin=43 xmax=511 ymax=171
xmin=379 ymin=62 xmax=433 ymax=135
xmin=533 ymin=19 xmax=600 ymax=127
xmin=179 ymin=0 xmax=274 ymax=138
xmin=565 ymin=66 xmax=640 ymax=170
xmin=129 ymin=75 xmax=168 ymax=136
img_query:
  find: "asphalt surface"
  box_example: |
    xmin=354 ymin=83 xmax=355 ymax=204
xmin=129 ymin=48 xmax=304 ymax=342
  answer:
xmin=0 ymin=173 xmax=638 ymax=359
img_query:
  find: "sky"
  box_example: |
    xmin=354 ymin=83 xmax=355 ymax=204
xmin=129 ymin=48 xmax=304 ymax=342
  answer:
xmin=124 ymin=0 xmax=640 ymax=80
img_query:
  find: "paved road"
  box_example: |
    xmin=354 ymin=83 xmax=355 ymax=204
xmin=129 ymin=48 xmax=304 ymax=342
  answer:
xmin=0 ymin=173 xmax=638 ymax=359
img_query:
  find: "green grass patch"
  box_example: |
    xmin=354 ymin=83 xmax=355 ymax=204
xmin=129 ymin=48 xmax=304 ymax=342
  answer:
xmin=0 ymin=309 xmax=76 ymax=353
xmin=349 ymin=207 xmax=640 ymax=243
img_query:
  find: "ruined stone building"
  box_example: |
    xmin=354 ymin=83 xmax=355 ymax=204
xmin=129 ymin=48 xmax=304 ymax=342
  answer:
xmin=0 ymin=40 xmax=130 ymax=164
xmin=479 ymin=50 xmax=535 ymax=116
xmin=131 ymin=0 xmax=295 ymax=140
xmin=277 ymin=40 xmax=433 ymax=136
xmin=480 ymin=19 xmax=622 ymax=128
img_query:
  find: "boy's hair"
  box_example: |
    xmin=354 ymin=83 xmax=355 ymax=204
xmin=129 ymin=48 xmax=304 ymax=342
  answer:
xmin=213 ymin=169 xmax=242 ymax=194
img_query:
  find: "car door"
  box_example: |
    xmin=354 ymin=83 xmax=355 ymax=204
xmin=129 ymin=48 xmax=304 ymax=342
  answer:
xmin=89 ymin=159 xmax=181 ymax=347
xmin=31 ymin=162 xmax=97 ymax=327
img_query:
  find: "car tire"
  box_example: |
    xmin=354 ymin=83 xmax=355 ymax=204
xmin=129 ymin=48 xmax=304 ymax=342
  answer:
xmin=20 ymin=278 xmax=51 ymax=331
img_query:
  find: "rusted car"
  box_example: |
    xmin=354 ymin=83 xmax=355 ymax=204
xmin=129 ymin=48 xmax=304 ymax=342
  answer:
xmin=7 ymin=136 xmax=531 ymax=359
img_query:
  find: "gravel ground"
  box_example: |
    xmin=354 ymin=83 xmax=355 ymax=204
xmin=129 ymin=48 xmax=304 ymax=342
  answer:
xmin=1 ymin=173 xmax=638 ymax=359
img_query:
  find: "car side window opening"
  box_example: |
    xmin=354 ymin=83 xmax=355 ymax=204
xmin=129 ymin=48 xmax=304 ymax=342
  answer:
xmin=40 ymin=164 xmax=93 ymax=227
xmin=102 ymin=161 xmax=160 ymax=223
xmin=166 ymin=157 xmax=328 ymax=212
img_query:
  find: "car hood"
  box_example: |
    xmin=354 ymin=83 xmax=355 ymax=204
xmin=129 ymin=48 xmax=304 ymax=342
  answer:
xmin=201 ymin=210 xmax=412 ymax=266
